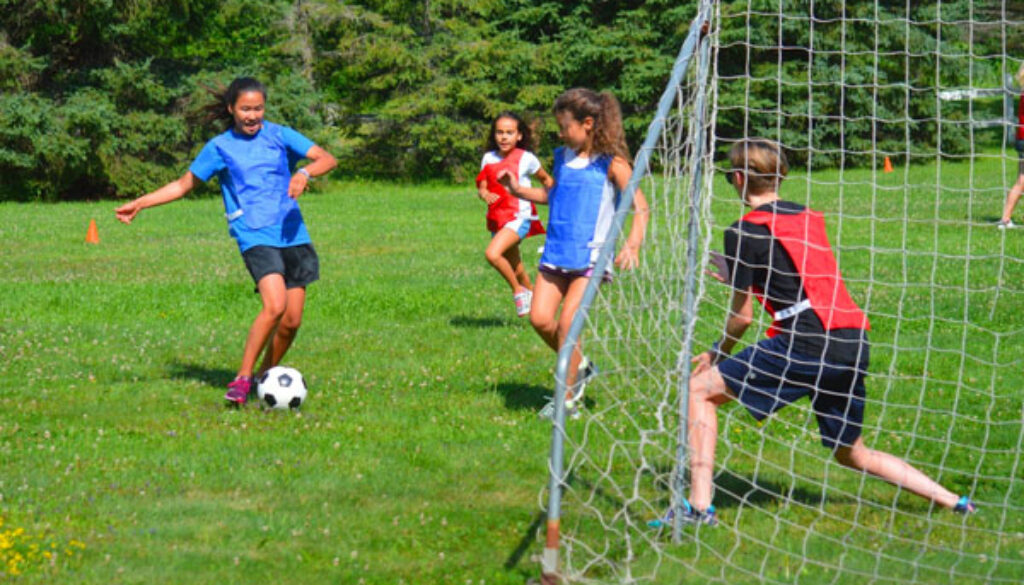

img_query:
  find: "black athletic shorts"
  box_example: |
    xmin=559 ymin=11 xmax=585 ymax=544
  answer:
xmin=241 ymin=244 xmax=319 ymax=292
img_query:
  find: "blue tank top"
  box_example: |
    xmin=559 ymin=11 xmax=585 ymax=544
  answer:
xmin=541 ymin=147 xmax=614 ymax=270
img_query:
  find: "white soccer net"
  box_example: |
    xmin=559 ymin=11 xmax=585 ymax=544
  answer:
xmin=543 ymin=2 xmax=1024 ymax=584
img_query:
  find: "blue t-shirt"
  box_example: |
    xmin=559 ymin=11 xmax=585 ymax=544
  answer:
xmin=190 ymin=121 xmax=316 ymax=253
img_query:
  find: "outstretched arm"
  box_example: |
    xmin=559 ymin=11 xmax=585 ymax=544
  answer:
xmin=115 ymin=171 xmax=197 ymax=224
xmin=289 ymin=145 xmax=338 ymax=199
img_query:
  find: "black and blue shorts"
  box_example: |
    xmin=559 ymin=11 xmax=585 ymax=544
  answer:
xmin=241 ymin=244 xmax=319 ymax=291
xmin=717 ymin=335 xmax=868 ymax=449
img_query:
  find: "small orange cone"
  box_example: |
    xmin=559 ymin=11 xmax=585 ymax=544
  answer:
xmin=85 ymin=219 xmax=99 ymax=244
xmin=883 ymin=156 xmax=894 ymax=173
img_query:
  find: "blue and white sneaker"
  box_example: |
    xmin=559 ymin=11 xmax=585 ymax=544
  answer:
xmin=647 ymin=501 xmax=717 ymax=528
xmin=953 ymin=495 xmax=977 ymax=514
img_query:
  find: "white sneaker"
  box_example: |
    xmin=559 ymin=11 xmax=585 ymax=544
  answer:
xmin=997 ymin=219 xmax=1015 ymax=229
xmin=538 ymin=399 xmax=581 ymax=421
xmin=566 ymin=357 xmax=598 ymax=410
xmin=514 ymin=290 xmax=532 ymax=317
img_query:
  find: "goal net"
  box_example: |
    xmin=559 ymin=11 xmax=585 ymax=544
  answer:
xmin=539 ymin=2 xmax=1024 ymax=584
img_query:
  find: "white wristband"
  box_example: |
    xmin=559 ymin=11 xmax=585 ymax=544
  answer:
xmin=298 ymin=168 xmax=311 ymax=179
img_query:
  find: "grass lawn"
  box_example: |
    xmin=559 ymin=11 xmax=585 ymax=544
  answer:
xmin=0 ymin=158 xmax=1021 ymax=584
xmin=1 ymin=182 xmax=558 ymax=584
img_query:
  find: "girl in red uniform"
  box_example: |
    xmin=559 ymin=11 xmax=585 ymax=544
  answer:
xmin=476 ymin=112 xmax=553 ymax=316
xmin=998 ymin=62 xmax=1024 ymax=228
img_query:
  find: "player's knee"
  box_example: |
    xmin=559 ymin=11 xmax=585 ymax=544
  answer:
xmin=484 ymin=248 xmax=502 ymax=266
xmin=280 ymin=313 xmax=302 ymax=335
xmin=262 ymin=298 xmax=287 ymax=320
xmin=530 ymin=311 xmax=555 ymax=336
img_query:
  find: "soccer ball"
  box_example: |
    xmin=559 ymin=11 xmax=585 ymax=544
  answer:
xmin=257 ymin=366 xmax=307 ymax=410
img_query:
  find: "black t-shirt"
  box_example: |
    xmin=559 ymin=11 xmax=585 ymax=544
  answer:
xmin=723 ymin=200 xmax=868 ymax=366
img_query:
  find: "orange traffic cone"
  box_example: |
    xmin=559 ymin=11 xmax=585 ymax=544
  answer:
xmin=85 ymin=219 xmax=99 ymax=244
xmin=883 ymin=156 xmax=894 ymax=173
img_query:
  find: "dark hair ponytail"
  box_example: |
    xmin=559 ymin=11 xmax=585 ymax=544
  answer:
xmin=201 ymin=77 xmax=267 ymax=131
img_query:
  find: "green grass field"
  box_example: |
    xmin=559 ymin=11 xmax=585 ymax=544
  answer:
xmin=1 ymin=183 xmax=559 ymax=583
xmin=1 ymin=159 xmax=1022 ymax=584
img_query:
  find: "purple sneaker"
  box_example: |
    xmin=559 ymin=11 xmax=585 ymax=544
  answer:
xmin=225 ymin=376 xmax=254 ymax=405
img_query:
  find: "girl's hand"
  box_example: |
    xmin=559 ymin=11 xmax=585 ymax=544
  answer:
xmin=288 ymin=173 xmax=309 ymax=199
xmin=478 ymin=188 xmax=499 ymax=205
xmin=615 ymin=242 xmax=640 ymax=270
xmin=496 ymin=169 xmax=519 ymax=194
xmin=707 ymin=250 xmax=731 ymax=283
xmin=115 ymin=200 xmax=141 ymax=224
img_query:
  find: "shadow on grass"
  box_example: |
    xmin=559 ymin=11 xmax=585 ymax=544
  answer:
xmin=494 ymin=382 xmax=551 ymax=411
xmin=504 ymin=511 xmax=546 ymax=570
xmin=566 ymin=465 xmax=849 ymax=520
xmin=168 ymin=361 xmax=235 ymax=389
xmin=449 ymin=314 xmax=516 ymax=328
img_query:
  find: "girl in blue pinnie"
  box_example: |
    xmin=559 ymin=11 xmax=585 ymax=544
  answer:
xmin=499 ymin=88 xmax=649 ymax=417
xmin=115 ymin=77 xmax=337 ymax=405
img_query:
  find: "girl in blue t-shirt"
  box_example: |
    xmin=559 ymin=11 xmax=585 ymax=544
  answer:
xmin=498 ymin=88 xmax=649 ymax=418
xmin=115 ymin=77 xmax=337 ymax=405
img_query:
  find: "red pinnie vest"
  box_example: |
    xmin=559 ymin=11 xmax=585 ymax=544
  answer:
xmin=1017 ymin=94 xmax=1024 ymax=141
xmin=742 ymin=207 xmax=870 ymax=337
xmin=475 ymin=148 xmax=545 ymax=237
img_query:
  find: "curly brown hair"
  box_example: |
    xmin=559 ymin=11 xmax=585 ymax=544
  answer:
xmin=553 ymin=88 xmax=630 ymax=160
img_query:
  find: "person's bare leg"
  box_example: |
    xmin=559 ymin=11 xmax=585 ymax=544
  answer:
xmin=238 ymin=274 xmax=287 ymax=377
xmin=688 ymin=366 xmax=735 ymax=511
xmin=1000 ymin=173 xmax=1024 ymax=223
xmin=833 ymin=437 xmax=960 ymax=509
xmin=258 ymin=286 xmax=306 ymax=375
xmin=485 ymin=228 xmax=526 ymax=293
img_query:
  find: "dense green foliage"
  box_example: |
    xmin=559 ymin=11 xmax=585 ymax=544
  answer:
xmin=0 ymin=0 xmax=1021 ymax=199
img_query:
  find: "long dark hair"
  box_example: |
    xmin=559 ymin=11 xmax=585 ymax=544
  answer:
xmin=484 ymin=111 xmax=536 ymax=153
xmin=553 ymin=88 xmax=629 ymax=160
xmin=201 ymin=77 xmax=267 ymax=131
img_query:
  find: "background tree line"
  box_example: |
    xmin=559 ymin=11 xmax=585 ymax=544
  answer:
xmin=0 ymin=0 xmax=1019 ymax=201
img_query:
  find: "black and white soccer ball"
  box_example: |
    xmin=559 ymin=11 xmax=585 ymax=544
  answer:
xmin=257 ymin=366 xmax=307 ymax=410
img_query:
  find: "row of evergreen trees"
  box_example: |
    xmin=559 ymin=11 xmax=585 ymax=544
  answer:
xmin=0 ymin=0 xmax=1016 ymax=200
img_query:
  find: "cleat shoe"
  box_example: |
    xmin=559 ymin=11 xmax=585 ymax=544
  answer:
xmin=514 ymin=289 xmax=532 ymax=317
xmin=648 ymin=501 xmax=717 ymax=528
xmin=225 ymin=376 xmax=254 ymax=405
xmin=953 ymin=495 xmax=977 ymax=514
xmin=566 ymin=357 xmax=598 ymax=410
xmin=996 ymin=219 xmax=1015 ymax=229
